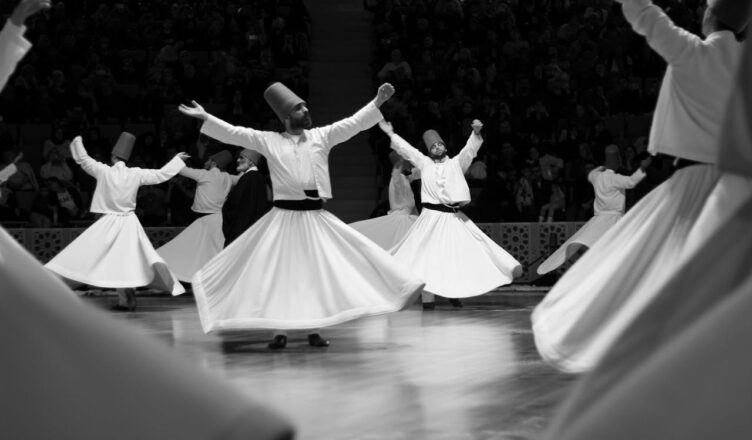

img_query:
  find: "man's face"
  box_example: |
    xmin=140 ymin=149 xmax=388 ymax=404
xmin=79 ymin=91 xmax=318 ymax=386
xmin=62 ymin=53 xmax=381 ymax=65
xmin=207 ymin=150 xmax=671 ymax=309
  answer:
xmin=237 ymin=156 xmax=253 ymax=173
xmin=428 ymin=142 xmax=447 ymax=160
xmin=287 ymin=102 xmax=312 ymax=130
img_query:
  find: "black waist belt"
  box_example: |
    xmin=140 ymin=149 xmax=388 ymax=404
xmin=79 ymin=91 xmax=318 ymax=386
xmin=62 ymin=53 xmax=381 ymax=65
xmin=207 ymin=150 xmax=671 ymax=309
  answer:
xmin=273 ymin=199 xmax=323 ymax=211
xmin=422 ymin=203 xmax=461 ymax=213
xmin=673 ymin=158 xmax=705 ymax=171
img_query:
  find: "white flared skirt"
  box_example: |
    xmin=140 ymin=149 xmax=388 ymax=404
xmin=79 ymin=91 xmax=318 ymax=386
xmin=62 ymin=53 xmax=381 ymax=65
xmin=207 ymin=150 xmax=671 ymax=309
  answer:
xmin=349 ymin=212 xmax=418 ymax=250
xmin=537 ymin=213 xmax=621 ymax=275
xmin=542 ymin=189 xmax=752 ymax=440
xmin=191 ymin=207 xmax=425 ymax=333
xmin=532 ymin=164 xmax=719 ymax=373
xmin=157 ymin=212 xmax=224 ymax=282
xmin=1 ymin=227 xmax=293 ymax=440
xmin=45 ymin=213 xmax=185 ymax=295
xmin=390 ymin=208 xmax=522 ymax=298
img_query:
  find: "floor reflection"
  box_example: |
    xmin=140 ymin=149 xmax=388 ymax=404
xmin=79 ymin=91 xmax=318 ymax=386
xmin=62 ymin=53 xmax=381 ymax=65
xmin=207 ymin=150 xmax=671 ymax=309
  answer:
xmin=92 ymin=292 xmax=572 ymax=440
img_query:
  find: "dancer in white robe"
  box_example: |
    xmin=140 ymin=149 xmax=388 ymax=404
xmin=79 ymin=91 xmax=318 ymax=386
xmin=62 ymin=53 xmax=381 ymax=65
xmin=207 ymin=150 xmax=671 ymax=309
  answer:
xmin=179 ymin=82 xmax=424 ymax=349
xmin=46 ymin=134 xmax=189 ymax=309
xmin=349 ymin=152 xmax=419 ymax=250
xmin=536 ymin=145 xmax=649 ymax=275
xmin=0 ymin=2 xmax=294 ymax=438
xmin=157 ymin=150 xmax=238 ymax=282
xmin=532 ymin=0 xmax=748 ymax=373
xmin=380 ymin=120 xmax=522 ymax=309
xmin=543 ymin=28 xmax=752 ymax=438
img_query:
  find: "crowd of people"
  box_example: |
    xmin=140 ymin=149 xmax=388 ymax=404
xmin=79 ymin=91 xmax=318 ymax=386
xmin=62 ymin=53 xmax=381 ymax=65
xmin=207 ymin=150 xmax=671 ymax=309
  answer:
xmin=0 ymin=0 xmax=310 ymax=226
xmin=0 ymin=0 xmax=701 ymax=227
xmin=367 ymin=0 xmax=694 ymax=221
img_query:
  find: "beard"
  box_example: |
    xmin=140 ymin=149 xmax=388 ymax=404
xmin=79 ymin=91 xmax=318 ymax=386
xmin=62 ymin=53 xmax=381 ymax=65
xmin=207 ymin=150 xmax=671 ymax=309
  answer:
xmin=289 ymin=114 xmax=312 ymax=130
xmin=429 ymin=151 xmax=447 ymax=160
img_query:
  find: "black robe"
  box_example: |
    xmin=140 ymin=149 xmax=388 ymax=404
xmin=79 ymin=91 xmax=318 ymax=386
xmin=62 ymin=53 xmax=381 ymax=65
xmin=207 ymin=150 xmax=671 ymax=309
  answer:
xmin=222 ymin=169 xmax=271 ymax=247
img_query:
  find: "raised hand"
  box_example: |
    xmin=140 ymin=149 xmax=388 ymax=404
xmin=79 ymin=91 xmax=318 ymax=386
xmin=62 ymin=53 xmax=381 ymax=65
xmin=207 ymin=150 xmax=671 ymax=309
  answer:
xmin=11 ymin=0 xmax=51 ymax=27
xmin=374 ymin=83 xmax=395 ymax=107
xmin=471 ymin=119 xmax=483 ymax=135
xmin=178 ymin=100 xmax=208 ymax=121
xmin=176 ymin=152 xmax=191 ymax=162
xmin=378 ymin=120 xmax=394 ymax=136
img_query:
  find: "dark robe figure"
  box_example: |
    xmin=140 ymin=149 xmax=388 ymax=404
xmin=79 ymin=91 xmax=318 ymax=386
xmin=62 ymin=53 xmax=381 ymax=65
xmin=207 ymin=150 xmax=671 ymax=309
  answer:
xmin=222 ymin=149 xmax=271 ymax=247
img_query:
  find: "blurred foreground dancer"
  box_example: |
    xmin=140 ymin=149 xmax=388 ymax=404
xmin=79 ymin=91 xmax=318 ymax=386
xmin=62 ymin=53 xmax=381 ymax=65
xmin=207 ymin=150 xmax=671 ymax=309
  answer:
xmin=179 ymin=82 xmax=424 ymax=349
xmin=221 ymin=149 xmax=271 ymax=247
xmin=349 ymin=151 xmax=419 ymax=250
xmin=536 ymin=145 xmax=650 ymax=275
xmin=542 ymin=30 xmax=752 ymax=439
xmin=379 ymin=120 xmax=521 ymax=310
xmin=0 ymin=227 xmax=295 ymax=440
xmin=46 ymin=134 xmax=189 ymax=309
xmin=157 ymin=150 xmax=238 ymax=281
xmin=532 ymin=0 xmax=749 ymax=373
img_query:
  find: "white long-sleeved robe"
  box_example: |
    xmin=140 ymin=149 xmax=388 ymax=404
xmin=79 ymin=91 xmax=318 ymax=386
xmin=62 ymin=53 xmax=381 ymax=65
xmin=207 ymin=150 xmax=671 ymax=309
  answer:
xmin=190 ymin=102 xmax=424 ymax=332
xmin=387 ymin=132 xmax=521 ymax=300
xmin=531 ymin=0 xmax=743 ymax=374
xmin=157 ymin=167 xmax=239 ymax=281
xmin=537 ymin=167 xmax=646 ymax=274
xmin=349 ymin=167 xmax=419 ymax=250
xmin=45 ymin=138 xmax=186 ymax=295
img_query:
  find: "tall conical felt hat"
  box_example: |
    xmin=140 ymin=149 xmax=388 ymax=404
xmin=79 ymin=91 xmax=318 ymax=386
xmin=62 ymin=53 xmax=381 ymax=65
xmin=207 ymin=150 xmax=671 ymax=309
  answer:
xmin=209 ymin=150 xmax=233 ymax=170
xmin=708 ymin=0 xmax=752 ymax=33
xmin=422 ymin=129 xmax=445 ymax=150
xmin=263 ymin=82 xmax=305 ymax=122
xmin=111 ymin=132 xmax=136 ymax=161
xmin=239 ymin=149 xmax=262 ymax=164
xmin=604 ymin=144 xmax=622 ymax=170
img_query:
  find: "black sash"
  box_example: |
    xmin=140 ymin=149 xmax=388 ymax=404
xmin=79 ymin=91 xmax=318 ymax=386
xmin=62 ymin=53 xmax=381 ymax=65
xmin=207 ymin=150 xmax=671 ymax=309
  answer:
xmin=421 ymin=203 xmax=461 ymax=213
xmin=273 ymin=190 xmax=323 ymax=211
xmin=673 ymin=157 xmax=705 ymax=171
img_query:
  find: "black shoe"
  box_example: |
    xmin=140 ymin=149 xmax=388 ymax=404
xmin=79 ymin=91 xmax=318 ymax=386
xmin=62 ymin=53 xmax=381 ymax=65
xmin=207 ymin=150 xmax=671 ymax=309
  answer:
xmin=422 ymin=302 xmax=436 ymax=310
xmin=449 ymin=298 xmax=463 ymax=308
xmin=307 ymin=333 xmax=330 ymax=347
xmin=110 ymin=304 xmax=133 ymax=312
xmin=268 ymin=335 xmax=287 ymax=350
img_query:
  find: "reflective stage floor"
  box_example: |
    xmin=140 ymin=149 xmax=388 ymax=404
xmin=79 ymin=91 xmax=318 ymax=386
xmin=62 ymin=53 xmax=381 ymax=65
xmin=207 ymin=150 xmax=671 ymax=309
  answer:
xmin=89 ymin=290 xmax=574 ymax=440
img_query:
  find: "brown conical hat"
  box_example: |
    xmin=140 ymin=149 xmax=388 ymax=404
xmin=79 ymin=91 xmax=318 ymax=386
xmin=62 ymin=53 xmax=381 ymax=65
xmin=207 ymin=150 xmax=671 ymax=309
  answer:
xmin=209 ymin=150 xmax=233 ymax=170
xmin=239 ymin=149 xmax=262 ymax=164
xmin=263 ymin=82 xmax=305 ymax=122
xmin=111 ymin=132 xmax=136 ymax=161
xmin=422 ymin=129 xmax=445 ymax=150
xmin=708 ymin=0 xmax=752 ymax=33
xmin=604 ymin=144 xmax=622 ymax=170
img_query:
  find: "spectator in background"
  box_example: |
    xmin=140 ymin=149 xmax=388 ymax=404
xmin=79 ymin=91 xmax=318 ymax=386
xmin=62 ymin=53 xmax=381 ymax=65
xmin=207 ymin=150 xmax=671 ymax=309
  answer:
xmin=42 ymin=125 xmax=70 ymax=161
xmin=378 ymin=49 xmax=412 ymax=82
xmin=45 ymin=176 xmax=83 ymax=225
xmin=39 ymin=148 xmax=73 ymax=185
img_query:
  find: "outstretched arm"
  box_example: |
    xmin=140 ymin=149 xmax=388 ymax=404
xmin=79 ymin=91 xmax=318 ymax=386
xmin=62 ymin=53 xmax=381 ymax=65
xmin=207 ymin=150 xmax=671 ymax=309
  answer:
xmin=319 ymin=83 xmax=395 ymax=149
xmin=456 ymin=119 xmax=484 ymax=173
xmin=138 ymin=153 xmax=189 ymax=186
xmin=179 ymin=100 xmax=268 ymax=156
xmin=617 ymin=0 xmax=703 ymax=65
xmin=0 ymin=0 xmax=50 ymax=90
xmin=378 ymin=120 xmax=428 ymax=170
xmin=70 ymin=136 xmax=109 ymax=179
xmin=178 ymin=167 xmax=210 ymax=183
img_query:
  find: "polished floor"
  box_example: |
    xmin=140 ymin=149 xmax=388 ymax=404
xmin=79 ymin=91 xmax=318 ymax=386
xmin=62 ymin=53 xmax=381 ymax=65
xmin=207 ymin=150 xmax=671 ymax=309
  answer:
xmin=88 ymin=290 xmax=575 ymax=440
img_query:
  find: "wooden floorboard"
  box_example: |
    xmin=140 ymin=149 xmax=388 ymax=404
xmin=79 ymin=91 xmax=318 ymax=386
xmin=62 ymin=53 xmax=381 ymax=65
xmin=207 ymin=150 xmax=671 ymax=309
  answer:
xmin=88 ymin=291 xmax=574 ymax=440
